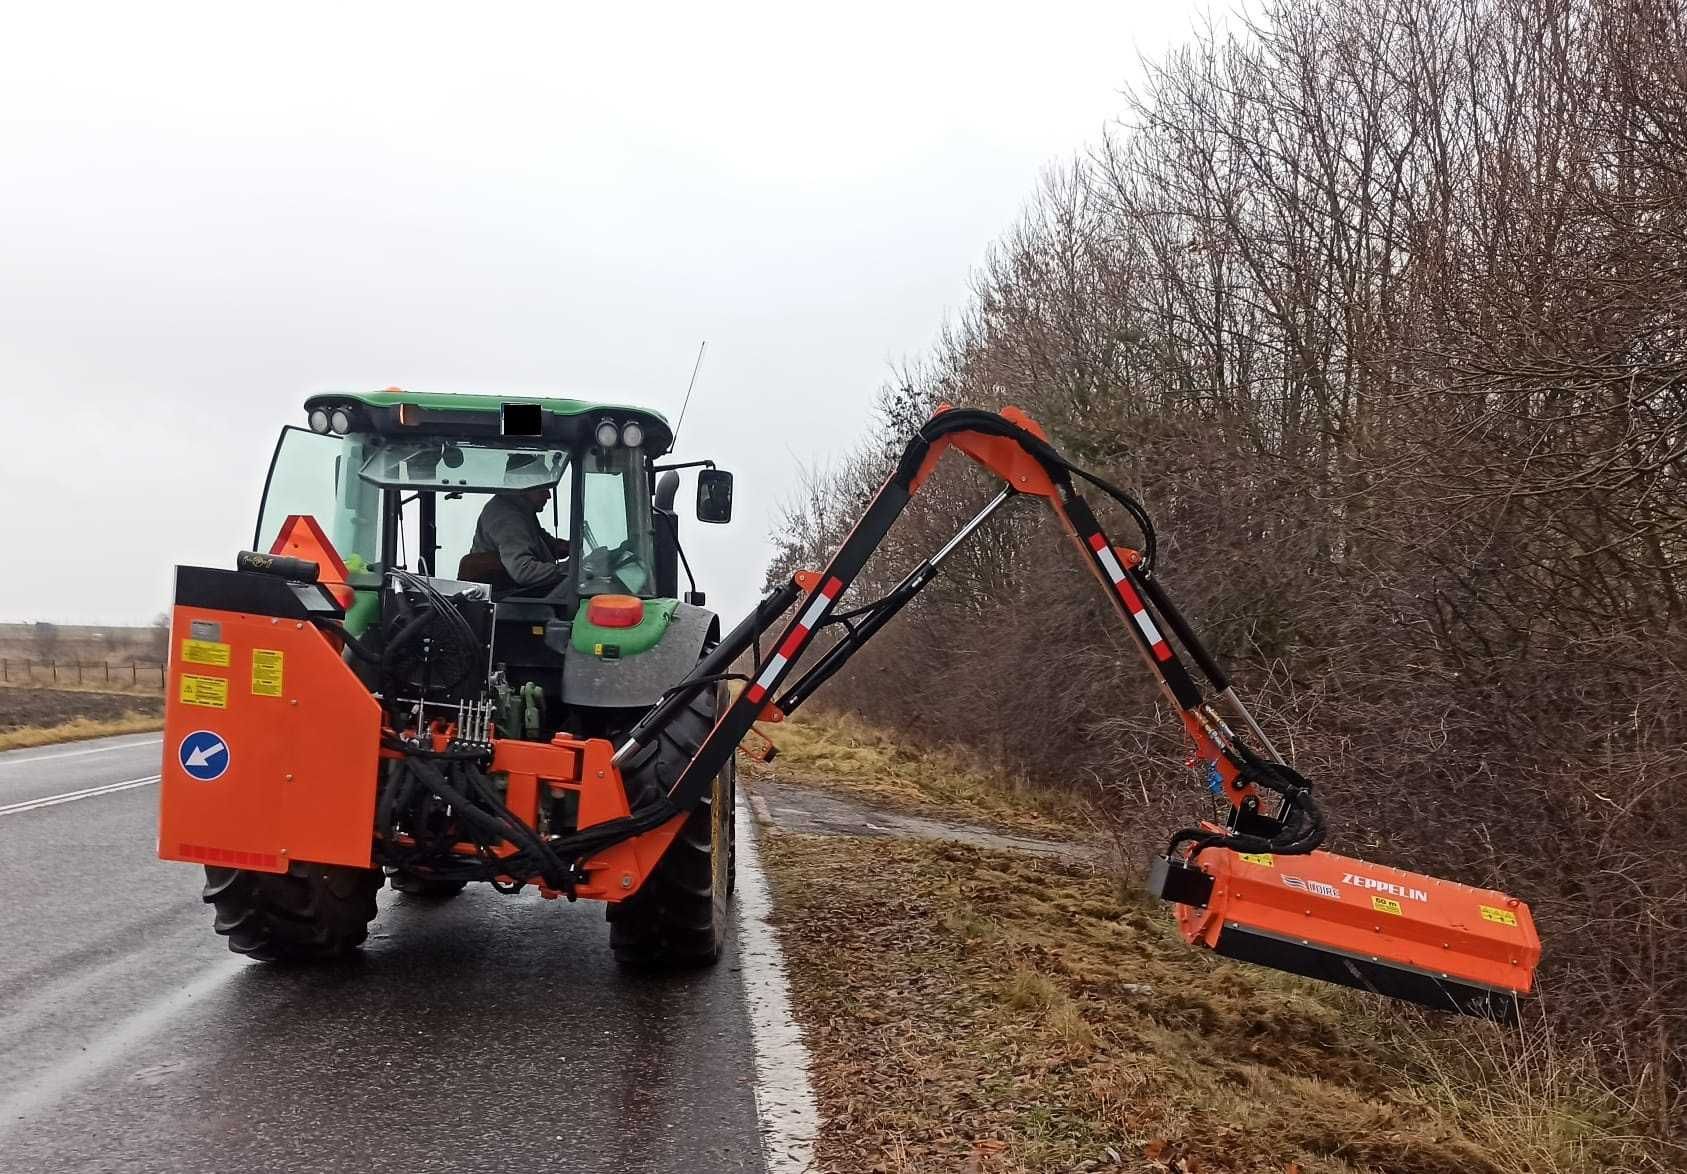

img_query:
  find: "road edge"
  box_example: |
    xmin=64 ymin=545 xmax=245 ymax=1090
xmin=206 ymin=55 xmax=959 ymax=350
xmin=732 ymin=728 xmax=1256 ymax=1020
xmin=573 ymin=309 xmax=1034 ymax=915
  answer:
xmin=733 ymin=791 xmax=819 ymax=1173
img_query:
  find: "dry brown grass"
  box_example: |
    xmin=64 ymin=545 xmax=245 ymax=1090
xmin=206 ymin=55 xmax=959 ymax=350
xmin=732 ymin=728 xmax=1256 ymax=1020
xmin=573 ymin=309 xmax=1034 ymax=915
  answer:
xmin=755 ymin=708 xmax=1099 ymax=840
xmin=759 ymin=830 xmax=1668 ymax=1174
xmin=0 ymin=684 xmax=165 ymax=749
xmin=0 ymin=714 xmax=164 ymax=751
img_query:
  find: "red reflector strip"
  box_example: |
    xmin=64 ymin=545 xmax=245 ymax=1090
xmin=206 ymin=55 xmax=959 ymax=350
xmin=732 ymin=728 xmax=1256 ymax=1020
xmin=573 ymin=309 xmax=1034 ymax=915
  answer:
xmin=177 ymin=843 xmax=282 ymax=870
xmin=748 ymin=577 xmax=844 ymax=705
xmin=1089 ymin=535 xmax=1174 ymax=661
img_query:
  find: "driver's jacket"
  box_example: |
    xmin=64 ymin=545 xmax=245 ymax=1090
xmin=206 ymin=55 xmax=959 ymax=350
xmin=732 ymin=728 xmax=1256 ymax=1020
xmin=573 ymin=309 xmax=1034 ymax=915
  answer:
xmin=469 ymin=494 xmax=565 ymax=590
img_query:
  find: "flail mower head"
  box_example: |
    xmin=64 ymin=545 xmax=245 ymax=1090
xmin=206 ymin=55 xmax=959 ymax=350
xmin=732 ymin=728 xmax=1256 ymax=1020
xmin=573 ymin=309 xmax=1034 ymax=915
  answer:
xmin=1151 ymin=845 xmax=1540 ymax=1020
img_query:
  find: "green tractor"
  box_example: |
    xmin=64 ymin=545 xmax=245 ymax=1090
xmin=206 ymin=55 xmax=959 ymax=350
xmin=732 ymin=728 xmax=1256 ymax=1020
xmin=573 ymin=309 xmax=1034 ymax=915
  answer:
xmin=162 ymin=390 xmax=741 ymax=966
xmin=160 ymin=391 xmax=1541 ymax=1016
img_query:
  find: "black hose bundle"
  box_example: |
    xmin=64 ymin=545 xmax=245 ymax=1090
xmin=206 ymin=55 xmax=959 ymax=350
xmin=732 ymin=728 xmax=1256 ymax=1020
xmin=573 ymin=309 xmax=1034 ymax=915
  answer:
xmin=905 ymin=407 xmax=1160 ymax=568
xmin=379 ymin=568 xmax=485 ymax=697
xmin=376 ymin=736 xmax=682 ymax=894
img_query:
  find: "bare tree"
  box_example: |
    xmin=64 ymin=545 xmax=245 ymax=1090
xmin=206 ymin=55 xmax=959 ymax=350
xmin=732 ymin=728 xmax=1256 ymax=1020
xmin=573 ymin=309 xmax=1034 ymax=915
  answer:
xmin=772 ymin=0 xmax=1687 ymax=1137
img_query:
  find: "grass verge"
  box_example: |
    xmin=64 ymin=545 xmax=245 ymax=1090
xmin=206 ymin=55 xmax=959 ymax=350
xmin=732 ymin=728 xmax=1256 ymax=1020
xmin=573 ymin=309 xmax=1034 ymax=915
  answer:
xmin=758 ymin=833 xmax=1664 ymax=1174
xmin=755 ymin=708 xmax=1098 ymax=840
xmin=0 ymin=685 xmax=165 ymax=750
xmin=0 ymin=715 xmax=164 ymax=752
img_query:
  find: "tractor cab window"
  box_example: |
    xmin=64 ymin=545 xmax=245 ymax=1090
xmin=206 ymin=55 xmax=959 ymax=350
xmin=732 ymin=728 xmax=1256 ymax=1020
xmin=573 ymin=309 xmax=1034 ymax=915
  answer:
xmin=358 ymin=441 xmax=567 ymax=493
xmin=255 ymin=427 xmax=381 ymax=572
xmin=578 ymin=444 xmax=656 ymax=597
xmin=358 ymin=442 xmax=572 ymax=584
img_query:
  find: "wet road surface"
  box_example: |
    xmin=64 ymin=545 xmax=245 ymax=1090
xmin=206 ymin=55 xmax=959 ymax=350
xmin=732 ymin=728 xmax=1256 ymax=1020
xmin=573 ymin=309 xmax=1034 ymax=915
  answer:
xmin=744 ymin=776 xmax=1096 ymax=864
xmin=0 ymin=732 xmax=768 ymax=1173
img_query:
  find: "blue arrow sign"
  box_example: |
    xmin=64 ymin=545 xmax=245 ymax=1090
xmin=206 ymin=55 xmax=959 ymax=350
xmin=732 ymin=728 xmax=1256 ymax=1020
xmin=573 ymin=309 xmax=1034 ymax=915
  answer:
xmin=178 ymin=730 xmax=231 ymax=782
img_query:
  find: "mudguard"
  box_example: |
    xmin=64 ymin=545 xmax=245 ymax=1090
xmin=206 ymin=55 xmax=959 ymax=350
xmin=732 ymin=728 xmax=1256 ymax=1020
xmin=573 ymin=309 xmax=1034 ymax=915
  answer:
xmin=563 ymin=601 xmax=719 ymax=709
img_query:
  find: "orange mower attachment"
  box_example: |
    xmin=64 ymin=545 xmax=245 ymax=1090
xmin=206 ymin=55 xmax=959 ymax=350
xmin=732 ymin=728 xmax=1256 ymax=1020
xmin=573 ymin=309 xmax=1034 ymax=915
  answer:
xmin=1151 ymin=845 xmax=1541 ymax=1020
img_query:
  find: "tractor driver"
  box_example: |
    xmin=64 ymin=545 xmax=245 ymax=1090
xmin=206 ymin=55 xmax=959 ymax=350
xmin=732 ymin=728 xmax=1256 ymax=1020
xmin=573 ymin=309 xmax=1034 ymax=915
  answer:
xmin=466 ymin=455 xmax=569 ymax=594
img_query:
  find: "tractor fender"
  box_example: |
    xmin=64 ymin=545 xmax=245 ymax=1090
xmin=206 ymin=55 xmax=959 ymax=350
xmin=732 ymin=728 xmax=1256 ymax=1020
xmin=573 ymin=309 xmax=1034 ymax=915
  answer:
xmin=562 ymin=601 xmax=720 ymax=709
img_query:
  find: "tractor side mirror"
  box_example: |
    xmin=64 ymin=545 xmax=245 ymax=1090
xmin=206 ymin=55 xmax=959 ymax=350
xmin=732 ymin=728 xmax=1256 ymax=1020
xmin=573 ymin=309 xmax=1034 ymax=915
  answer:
xmin=696 ymin=469 xmax=734 ymax=524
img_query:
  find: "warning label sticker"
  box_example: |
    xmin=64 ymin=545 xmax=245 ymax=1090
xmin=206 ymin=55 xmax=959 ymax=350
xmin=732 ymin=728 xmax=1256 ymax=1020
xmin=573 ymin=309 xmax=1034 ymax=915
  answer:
xmin=1238 ymin=853 xmax=1275 ymax=867
xmin=180 ymin=639 xmax=230 ymax=667
xmin=1372 ymin=895 xmax=1404 ymax=916
xmin=251 ymin=649 xmax=284 ymax=697
xmin=1480 ymin=904 xmax=1518 ymax=927
xmin=179 ymin=674 xmax=229 ymax=709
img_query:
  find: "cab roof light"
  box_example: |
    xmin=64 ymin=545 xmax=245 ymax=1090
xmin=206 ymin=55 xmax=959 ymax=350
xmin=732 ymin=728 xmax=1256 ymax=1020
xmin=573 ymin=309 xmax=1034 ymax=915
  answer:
xmin=594 ymin=419 xmax=620 ymax=447
xmin=307 ymin=408 xmax=331 ymax=434
xmin=621 ymin=420 xmax=645 ymax=448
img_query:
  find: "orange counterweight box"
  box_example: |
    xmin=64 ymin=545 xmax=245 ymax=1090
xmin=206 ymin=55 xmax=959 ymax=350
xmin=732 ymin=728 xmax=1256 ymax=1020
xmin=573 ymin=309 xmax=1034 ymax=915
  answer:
xmin=1153 ymin=846 xmax=1541 ymax=1019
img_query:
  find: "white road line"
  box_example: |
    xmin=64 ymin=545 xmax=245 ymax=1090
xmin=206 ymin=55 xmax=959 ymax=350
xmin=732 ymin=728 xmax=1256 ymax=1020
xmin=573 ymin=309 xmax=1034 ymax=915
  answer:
xmin=0 ymin=736 xmax=162 ymax=768
xmin=0 ymin=775 xmax=161 ymax=817
xmin=734 ymin=794 xmax=819 ymax=1174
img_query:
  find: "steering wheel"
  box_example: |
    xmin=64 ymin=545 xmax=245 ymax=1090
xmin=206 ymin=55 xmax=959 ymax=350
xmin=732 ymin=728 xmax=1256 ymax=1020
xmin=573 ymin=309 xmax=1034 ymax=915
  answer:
xmin=582 ymin=539 xmax=645 ymax=593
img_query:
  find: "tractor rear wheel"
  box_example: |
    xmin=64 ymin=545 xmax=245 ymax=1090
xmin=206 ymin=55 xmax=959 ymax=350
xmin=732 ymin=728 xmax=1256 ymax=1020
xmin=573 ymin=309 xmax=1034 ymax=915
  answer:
xmin=203 ymin=862 xmax=382 ymax=962
xmin=607 ymin=682 xmax=736 ymax=968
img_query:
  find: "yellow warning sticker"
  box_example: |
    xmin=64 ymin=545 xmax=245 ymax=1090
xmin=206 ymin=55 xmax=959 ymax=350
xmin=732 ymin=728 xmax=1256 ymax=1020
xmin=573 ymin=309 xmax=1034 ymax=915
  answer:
xmin=251 ymin=649 xmax=284 ymax=697
xmin=1372 ymin=895 xmax=1404 ymax=916
xmin=1238 ymin=853 xmax=1275 ymax=867
xmin=1480 ymin=904 xmax=1518 ymax=927
xmin=179 ymin=674 xmax=229 ymax=709
xmin=180 ymin=639 xmax=230 ymax=667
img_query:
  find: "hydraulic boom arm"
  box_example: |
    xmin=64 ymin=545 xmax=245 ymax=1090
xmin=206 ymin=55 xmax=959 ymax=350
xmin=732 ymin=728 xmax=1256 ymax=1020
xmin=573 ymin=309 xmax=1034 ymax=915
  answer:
xmin=615 ymin=406 xmax=1541 ymax=1019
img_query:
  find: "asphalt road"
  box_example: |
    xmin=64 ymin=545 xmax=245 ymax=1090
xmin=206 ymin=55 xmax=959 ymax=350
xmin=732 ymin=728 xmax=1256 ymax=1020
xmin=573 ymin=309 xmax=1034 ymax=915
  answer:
xmin=0 ymin=732 xmax=769 ymax=1173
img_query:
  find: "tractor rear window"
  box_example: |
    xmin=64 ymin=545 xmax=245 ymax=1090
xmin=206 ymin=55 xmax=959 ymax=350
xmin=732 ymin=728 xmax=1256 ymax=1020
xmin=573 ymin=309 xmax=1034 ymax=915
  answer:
xmin=358 ymin=442 xmax=568 ymax=492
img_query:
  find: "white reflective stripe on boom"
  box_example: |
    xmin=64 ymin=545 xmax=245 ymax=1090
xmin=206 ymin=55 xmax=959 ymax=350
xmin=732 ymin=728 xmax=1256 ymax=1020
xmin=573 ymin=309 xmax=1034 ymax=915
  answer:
xmin=1088 ymin=535 xmax=1172 ymax=659
xmin=754 ymin=652 xmax=789 ymax=692
xmin=1095 ymin=544 xmax=1127 ymax=584
xmin=748 ymin=577 xmax=845 ymax=705
xmin=1134 ymin=609 xmax=1166 ymax=646
xmin=798 ymin=588 xmax=834 ymax=630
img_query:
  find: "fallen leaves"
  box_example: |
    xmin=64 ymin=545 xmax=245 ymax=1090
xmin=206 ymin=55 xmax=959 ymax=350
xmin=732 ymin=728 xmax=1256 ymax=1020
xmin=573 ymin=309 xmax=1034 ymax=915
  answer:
xmin=758 ymin=828 xmax=1554 ymax=1174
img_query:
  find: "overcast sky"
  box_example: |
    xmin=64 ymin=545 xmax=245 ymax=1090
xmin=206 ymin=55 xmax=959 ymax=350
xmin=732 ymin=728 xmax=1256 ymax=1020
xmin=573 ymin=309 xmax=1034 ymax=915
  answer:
xmin=0 ymin=0 xmax=1201 ymax=627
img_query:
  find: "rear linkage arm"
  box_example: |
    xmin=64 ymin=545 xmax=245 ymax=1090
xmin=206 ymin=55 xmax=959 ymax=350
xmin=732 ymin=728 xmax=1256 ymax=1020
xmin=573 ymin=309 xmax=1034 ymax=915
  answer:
xmin=613 ymin=406 xmax=1324 ymax=865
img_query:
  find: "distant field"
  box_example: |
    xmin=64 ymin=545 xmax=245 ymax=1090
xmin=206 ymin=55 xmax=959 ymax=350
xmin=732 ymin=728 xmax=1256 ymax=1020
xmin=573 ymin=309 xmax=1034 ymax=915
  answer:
xmin=0 ymin=622 xmax=168 ymax=691
xmin=0 ymin=622 xmax=165 ymax=666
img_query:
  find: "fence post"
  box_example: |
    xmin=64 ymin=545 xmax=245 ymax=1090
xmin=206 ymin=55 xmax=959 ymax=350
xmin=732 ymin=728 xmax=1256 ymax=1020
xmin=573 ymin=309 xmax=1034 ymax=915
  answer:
xmin=76 ymin=661 xmax=83 ymax=686
xmin=104 ymin=661 xmax=111 ymax=684
xmin=1 ymin=658 xmax=6 ymax=682
xmin=132 ymin=663 xmax=138 ymax=685
xmin=50 ymin=660 xmax=57 ymax=683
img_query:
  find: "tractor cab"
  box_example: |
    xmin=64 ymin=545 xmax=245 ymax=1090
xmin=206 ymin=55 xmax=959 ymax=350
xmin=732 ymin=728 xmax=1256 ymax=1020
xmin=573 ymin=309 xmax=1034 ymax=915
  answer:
xmin=252 ymin=390 xmax=730 ymax=742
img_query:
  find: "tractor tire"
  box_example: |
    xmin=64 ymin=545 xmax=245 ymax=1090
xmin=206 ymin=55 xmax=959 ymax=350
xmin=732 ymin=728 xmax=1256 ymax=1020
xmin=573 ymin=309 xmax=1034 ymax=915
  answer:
xmin=202 ymin=862 xmax=382 ymax=963
xmin=607 ymin=682 xmax=736 ymax=968
xmin=387 ymin=870 xmax=469 ymax=899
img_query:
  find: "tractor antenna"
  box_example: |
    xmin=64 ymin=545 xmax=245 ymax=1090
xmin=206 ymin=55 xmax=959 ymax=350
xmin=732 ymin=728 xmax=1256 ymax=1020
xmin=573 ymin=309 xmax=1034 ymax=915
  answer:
xmin=672 ymin=340 xmax=708 ymax=448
